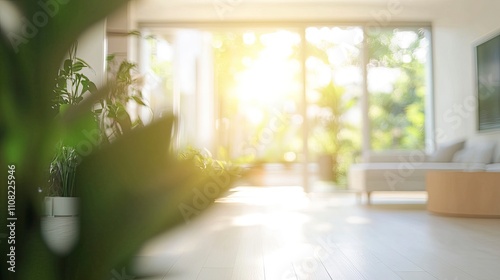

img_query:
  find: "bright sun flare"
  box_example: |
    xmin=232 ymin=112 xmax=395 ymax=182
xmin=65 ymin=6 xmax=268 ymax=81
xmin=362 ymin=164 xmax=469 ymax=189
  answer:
xmin=234 ymin=31 xmax=301 ymax=110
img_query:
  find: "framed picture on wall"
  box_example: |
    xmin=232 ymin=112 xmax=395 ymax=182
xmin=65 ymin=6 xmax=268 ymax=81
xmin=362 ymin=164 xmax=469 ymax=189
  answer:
xmin=475 ymin=32 xmax=500 ymax=131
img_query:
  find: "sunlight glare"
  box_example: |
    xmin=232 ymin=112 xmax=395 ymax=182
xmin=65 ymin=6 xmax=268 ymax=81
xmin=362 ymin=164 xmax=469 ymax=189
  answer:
xmin=402 ymin=54 xmax=412 ymax=63
xmin=284 ymin=152 xmax=297 ymax=162
xmin=306 ymin=27 xmax=321 ymax=44
xmin=333 ymin=66 xmax=362 ymax=86
xmin=327 ymin=47 xmax=348 ymax=65
xmin=234 ymin=31 xmax=301 ymax=108
xmin=241 ymin=56 xmax=253 ymax=67
xmin=306 ymin=56 xmax=331 ymax=87
xmin=394 ymin=31 xmax=418 ymax=49
xmin=245 ymin=108 xmax=264 ymax=125
xmin=368 ymin=67 xmax=401 ymax=93
xmin=345 ymin=216 xmax=371 ymax=224
xmin=212 ymin=39 xmax=223 ymax=49
xmin=157 ymin=40 xmax=173 ymax=61
xmin=243 ymin=32 xmax=256 ymax=45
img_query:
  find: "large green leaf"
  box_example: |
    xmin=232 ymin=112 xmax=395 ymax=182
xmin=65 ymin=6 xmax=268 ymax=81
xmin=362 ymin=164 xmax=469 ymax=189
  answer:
xmin=1 ymin=2 xmax=242 ymax=279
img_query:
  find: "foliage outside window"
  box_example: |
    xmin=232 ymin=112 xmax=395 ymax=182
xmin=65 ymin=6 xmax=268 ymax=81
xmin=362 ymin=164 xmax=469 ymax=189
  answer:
xmin=141 ymin=26 xmax=432 ymax=186
xmin=367 ymin=28 xmax=429 ymax=150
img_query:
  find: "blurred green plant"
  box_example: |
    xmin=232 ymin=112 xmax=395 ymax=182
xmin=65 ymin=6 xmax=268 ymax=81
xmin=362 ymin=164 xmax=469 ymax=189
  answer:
xmin=304 ymin=30 xmax=362 ymax=185
xmin=179 ymin=146 xmax=242 ymax=179
xmin=47 ymin=145 xmax=78 ymax=197
xmin=52 ymin=41 xmax=97 ymax=114
xmin=312 ymin=81 xmax=357 ymax=184
xmin=95 ymin=56 xmax=149 ymax=143
xmin=47 ymin=42 xmax=98 ymax=198
xmin=0 ymin=1 xmax=235 ymax=279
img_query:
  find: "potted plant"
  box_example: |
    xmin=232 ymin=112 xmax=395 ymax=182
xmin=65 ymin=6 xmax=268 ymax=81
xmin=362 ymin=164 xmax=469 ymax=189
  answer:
xmin=44 ymin=42 xmax=97 ymax=216
xmin=45 ymin=145 xmax=80 ymax=216
xmin=244 ymin=159 xmax=267 ymax=186
xmin=314 ymin=81 xmax=356 ymax=184
xmin=0 ymin=2 xmax=244 ymax=278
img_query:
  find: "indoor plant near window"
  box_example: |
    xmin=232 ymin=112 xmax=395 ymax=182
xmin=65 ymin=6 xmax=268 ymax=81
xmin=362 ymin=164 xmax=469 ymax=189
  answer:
xmin=46 ymin=47 xmax=149 ymax=216
xmin=178 ymin=146 xmax=243 ymax=202
xmin=95 ymin=55 xmax=149 ymax=144
xmin=314 ymin=81 xmax=357 ymax=184
xmin=45 ymin=145 xmax=80 ymax=216
xmin=52 ymin=42 xmax=98 ymax=114
xmin=0 ymin=2 xmax=242 ymax=278
xmin=178 ymin=147 xmax=242 ymax=185
xmin=45 ymin=42 xmax=97 ymax=216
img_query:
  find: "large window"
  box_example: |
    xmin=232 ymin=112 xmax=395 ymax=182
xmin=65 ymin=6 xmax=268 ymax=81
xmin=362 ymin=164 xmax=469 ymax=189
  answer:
xmin=367 ymin=28 xmax=430 ymax=150
xmin=139 ymin=24 xmax=433 ymax=186
xmin=213 ymin=30 xmax=303 ymax=163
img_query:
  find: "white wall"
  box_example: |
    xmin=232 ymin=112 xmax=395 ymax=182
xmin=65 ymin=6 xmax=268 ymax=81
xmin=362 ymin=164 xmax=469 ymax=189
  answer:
xmin=107 ymin=4 xmax=129 ymax=63
xmin=78 ymin=20 xmax=107 ymax=88
xmin=433 ymin=0 xmax=500 ymax=144
xmin=107 ymin=2 xmax=138 ymax=63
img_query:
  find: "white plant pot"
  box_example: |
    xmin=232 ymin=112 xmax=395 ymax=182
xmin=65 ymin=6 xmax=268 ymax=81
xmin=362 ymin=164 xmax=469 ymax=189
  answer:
xmin=44 ymin=197 xmax=53 ymax=216
xmin=45 ymin=197 xmax=80 ymax=217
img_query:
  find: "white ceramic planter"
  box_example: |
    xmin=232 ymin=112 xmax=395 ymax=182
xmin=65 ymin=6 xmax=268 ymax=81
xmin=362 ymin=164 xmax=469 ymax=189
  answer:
xmin=44 ymin=197 xmax=53 ymax=216
xmin=41 ymin=215 xmax=79 ymax=256
xmin=45 ymin=197 xmax=80 ymax=217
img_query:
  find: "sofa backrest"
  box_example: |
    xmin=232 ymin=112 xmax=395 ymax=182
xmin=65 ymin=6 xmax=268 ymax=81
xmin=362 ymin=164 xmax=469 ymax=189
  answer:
xmin=362 ymin=135 xmax=500 ymax=164
xmin=365 ymin=150 xmax=427 ymax=163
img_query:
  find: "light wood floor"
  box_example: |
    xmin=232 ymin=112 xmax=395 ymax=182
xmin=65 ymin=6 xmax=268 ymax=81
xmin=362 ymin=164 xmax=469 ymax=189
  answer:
xmin=130 ymin=187 xmax=500 ymax=280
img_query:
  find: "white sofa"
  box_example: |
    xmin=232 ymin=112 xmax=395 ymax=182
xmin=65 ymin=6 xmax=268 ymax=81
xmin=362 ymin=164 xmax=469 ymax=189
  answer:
xmin=348 ymin=138 xmax=500 ymax=203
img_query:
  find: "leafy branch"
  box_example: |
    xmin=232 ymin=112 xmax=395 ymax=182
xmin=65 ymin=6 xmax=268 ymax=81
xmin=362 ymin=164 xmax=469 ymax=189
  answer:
xmin=95 ymin=57 xmax=149 ymax=143
xmin=52 ymin=42 xmax=97 ymax=114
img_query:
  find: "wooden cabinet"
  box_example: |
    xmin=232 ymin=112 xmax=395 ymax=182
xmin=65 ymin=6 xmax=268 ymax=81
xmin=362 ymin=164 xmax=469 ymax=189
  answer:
xmin=426 ymin=171 xmax=500 ymax=218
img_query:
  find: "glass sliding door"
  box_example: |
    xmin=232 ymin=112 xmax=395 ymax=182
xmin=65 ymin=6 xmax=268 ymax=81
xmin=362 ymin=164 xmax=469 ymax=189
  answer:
xmin=140 ymin=34 xmax=175 ymax=119
xmin=213 ymin=29 xmax=304 ymax=167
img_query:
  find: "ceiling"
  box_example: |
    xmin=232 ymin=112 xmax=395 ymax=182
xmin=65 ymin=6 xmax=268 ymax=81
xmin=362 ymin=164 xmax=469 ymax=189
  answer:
xmin=133 ymin=0 xmax=456 ymax=23
xmin=136 ymin=0 xmax=452 ymax=4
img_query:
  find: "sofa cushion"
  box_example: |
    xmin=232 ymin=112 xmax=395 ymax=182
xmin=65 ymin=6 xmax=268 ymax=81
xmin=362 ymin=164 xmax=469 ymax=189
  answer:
xmin=427 ymin=139 xmax=465 ymax=162
xmin=495 ymin=153 xmax=500 ymax=163
xmin=486 ymin=163 xmax=500 ymax=172
xmin=452 ymin=140 xmax=496 ymax=164
xmin=493 ymin=141 xmax=500 ymax=163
